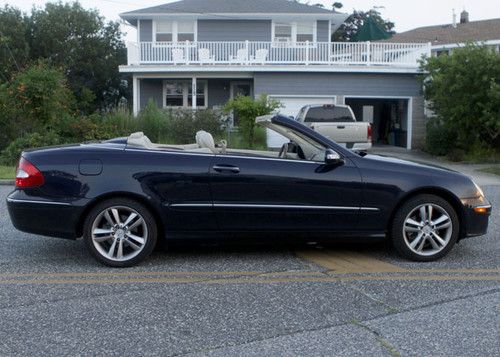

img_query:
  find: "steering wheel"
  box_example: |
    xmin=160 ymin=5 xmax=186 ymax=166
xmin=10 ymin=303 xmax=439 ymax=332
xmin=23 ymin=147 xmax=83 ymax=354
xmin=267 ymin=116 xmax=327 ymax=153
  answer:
xmin=278 ymin=143 xmax=289 ymax=159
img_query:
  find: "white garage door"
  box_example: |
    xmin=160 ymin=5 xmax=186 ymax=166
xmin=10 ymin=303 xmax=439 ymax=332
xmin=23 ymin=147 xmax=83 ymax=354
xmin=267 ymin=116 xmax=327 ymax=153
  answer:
xmin=267 ymin=96 xmax=336 ymax=148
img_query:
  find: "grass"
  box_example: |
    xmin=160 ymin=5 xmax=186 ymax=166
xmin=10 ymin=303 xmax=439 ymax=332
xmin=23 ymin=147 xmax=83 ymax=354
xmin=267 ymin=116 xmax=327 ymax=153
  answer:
xmin=0 ymin=166 xmax=15 ymax=180
xmin=479 ymin=167 xmax=500 ymax=176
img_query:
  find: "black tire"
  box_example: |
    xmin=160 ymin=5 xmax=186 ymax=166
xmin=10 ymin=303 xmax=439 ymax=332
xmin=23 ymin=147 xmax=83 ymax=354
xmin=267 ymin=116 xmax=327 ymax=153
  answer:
xmin=83 ymin=198 xmax=157 ymax=267
xmin=391 ymin=194 xmax=459 ymax=262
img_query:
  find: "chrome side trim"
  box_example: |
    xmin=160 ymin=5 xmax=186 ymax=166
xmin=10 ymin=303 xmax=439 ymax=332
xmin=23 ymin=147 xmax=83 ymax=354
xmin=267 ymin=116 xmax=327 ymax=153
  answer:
xmin=6 ymin=198 xmax=72 ymax=206
xmin=169 ymin=203 xmax=379 ymax=211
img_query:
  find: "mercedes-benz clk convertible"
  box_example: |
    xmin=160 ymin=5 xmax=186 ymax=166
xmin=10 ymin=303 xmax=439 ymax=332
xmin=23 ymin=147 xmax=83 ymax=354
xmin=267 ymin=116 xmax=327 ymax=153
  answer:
xmin=7 ymin=115 xmax=491 ymax=267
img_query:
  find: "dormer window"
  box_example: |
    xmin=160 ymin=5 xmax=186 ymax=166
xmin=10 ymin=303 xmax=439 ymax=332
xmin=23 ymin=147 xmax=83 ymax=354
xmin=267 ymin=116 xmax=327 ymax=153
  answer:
xmin=154 ymin=20 xmax=196 ymax=42
xmin=272 ymin=21 xmax=316 ymax=43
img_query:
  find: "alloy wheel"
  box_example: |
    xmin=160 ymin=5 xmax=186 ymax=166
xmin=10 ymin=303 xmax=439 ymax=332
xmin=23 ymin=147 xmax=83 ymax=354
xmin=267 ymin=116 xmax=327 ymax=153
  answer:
xmin=91 ymin=206 xmax=148 ymax=262
xmin=402 ymin=203 xmax=453 ymax=256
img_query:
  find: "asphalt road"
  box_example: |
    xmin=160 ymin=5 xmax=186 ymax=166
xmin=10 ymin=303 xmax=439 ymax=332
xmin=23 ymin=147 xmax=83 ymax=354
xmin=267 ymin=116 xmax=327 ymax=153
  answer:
xmin=0 ymin=185 xmax=499 ymax=356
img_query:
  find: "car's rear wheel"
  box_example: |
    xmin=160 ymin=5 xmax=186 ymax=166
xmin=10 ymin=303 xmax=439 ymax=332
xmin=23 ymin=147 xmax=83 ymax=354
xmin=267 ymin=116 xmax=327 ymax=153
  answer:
xmin=391 ymin=194 xmax=459 ymax=261
xmin=83 ymin=198 xmax=157 ymax=267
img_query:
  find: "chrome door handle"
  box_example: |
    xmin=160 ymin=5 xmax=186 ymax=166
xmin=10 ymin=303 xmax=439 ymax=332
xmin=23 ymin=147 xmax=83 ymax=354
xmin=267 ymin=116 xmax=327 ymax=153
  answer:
xmin=213 ymin=165 xmax=240 ymax=173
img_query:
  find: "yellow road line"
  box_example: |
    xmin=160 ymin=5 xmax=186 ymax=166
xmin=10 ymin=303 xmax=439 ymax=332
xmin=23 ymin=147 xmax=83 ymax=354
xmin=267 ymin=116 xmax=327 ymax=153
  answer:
xmin=0 ymin=274 xmax=498 ymax=285
xmin=296 ymin=250 xmax=408 ymax=273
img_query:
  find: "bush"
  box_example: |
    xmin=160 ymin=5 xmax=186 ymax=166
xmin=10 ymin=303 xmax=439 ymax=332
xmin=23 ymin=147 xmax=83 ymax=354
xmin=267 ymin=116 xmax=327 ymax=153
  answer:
xmin=425 ymin=118 xmax=458 ymax=156
xmin=224 ymin=94 xmax=281 ymax=148
xmin=1 ymin=131 xmax=61 ymax=165
xmin=420 ymin=43 xmax=500 ymax=150
xmin=162 ymin=108 xmax=225 ymax=144
xmin=464 ymin=142 xmax=500 ymax=163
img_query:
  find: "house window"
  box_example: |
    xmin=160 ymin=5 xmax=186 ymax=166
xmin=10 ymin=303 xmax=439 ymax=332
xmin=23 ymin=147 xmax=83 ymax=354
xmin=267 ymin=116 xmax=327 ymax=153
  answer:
xmin=164 ymin=81 xmax=207 ymax=108
xmin=274 ymin=23 xmax=293 ymax=42
xmin=296 ymin=22 xmax=314 ymax=42
xmin=435 ymin=49 xmax=450 ymax=57
xmin=273 ymin=21 xmax=316 ymax=43
xmin=155 ymin=20 xmax=196 ymax=42
xmin=165 ymin=82 xmax=184 ymax=107
xmin=155 ymin=21 xmax=173 ymax=42
xmin=177 ymin=21 xmax=195 ymax=42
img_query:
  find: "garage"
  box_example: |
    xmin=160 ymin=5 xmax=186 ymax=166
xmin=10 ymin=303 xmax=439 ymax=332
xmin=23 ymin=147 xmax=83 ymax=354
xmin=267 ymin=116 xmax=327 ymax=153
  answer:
xmin=267 ymin=95 xmax=336 ymax=148
xmin=345 ymin=97 xmax=412 ymax=149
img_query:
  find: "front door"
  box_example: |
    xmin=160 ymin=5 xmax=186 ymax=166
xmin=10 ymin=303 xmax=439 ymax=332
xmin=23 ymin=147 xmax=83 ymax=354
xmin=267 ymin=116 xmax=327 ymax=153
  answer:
xmin=209 ymin=155 xmax=363 ymax=233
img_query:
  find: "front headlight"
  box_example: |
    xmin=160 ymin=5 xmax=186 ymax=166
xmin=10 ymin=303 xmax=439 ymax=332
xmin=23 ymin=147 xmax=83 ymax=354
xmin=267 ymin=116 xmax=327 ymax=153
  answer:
xmin=462 ymin=181 xmax=491 ymax=213
xmin=473 ymin=181 xmax=485 ymax=198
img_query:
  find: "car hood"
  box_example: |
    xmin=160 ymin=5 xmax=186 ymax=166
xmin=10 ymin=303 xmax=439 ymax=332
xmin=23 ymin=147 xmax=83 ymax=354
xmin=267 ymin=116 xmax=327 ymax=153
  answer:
xmin=363 ymin=154 xmax=459 ymax=174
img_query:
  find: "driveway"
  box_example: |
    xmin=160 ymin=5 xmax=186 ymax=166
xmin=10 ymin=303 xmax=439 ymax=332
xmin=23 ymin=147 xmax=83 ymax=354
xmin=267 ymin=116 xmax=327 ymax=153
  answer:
xmin=0 ymin=184 xmax=498 ymax=356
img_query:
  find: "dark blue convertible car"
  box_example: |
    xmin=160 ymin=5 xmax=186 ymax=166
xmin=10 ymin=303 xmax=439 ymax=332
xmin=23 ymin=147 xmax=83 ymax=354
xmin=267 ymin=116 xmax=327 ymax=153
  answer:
xmin=7 ymin=115 xmax=491 ymax=267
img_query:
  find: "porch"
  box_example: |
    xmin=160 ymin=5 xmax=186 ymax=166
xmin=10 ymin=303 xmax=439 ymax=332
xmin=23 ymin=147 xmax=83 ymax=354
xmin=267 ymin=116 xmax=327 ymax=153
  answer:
xmin=126 ymin=41 xmax=431 ymax=68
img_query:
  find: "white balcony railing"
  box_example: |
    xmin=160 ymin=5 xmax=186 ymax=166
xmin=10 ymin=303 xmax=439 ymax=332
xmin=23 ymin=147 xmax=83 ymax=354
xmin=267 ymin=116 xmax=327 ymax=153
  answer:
xmin=126 ymin=41 xmax=430 ymax=68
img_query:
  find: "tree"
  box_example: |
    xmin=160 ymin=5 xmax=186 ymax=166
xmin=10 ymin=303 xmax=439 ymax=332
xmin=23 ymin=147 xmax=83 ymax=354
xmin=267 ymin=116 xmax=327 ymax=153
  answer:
xmin=0 ymin=62 xmax=74 ymax=145
xmin=224 ymin=95 xmax=282 ymax=147
xmin=332 ymin=8 xmax=395 ymax=42
xmin=0 ymin=6 xmax=30 ymax=82
xmin=420 ymin=44 xmax=500 ymax=150
xmin=28 ymin=1 xmax=128 ymax=113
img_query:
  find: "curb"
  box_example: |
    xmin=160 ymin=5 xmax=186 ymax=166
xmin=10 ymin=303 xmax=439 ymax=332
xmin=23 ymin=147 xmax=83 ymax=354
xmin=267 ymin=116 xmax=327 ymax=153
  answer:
xmin=0 ymin=180 xmax=14 ymax=186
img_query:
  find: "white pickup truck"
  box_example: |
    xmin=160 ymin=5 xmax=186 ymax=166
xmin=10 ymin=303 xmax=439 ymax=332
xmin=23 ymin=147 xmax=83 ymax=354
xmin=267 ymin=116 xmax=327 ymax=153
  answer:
xmin=296 ymin=104 xmax=372 ymax=150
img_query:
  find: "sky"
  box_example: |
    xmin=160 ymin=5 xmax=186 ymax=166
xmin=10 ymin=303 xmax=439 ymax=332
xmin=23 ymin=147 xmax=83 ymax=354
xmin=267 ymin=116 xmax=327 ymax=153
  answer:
xmin=2 ymin=0 xmax=500 ymax=42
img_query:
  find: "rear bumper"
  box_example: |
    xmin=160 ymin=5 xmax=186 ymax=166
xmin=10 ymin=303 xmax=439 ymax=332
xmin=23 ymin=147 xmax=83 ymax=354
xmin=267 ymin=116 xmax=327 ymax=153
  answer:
xmin=6 ymin=191 xmax=86 ymax=239
xmin=462 ymin=204 xmax=492 ymax=239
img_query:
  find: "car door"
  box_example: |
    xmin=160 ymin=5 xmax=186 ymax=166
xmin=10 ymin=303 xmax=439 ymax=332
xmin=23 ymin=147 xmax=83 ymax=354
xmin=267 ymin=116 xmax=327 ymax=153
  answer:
xmin=209 ymin=155 xmax=363 ymax=232
xmin=131 ymin=150 xmax=218 ymax=232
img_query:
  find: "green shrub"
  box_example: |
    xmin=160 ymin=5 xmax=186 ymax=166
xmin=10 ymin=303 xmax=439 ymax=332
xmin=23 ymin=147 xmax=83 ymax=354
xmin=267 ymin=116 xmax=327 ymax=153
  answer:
xmin=136 ymin=100 xmax=168 ymax=143
xmin=162 ymin=108 xmax=225 ymax=144
xmin=224 ymin=94 xmax=281 ymax=148
xmin=464 ymin=142 xmax=500 ymax=163
xmin=1 ymin=131 xmax=61 ymax=165
xmin=425 ymin=118 xmax=458 ymax=156
xmin=420 ymin=43 xmax=500 ymax=151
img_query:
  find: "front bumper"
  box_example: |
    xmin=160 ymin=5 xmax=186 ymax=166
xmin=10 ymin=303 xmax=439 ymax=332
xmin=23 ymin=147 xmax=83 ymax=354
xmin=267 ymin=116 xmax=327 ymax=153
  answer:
xmin=462 ymin=203 xmax=492 ymax=239
xmin=7 ymin=191 xmax=86 ymax=239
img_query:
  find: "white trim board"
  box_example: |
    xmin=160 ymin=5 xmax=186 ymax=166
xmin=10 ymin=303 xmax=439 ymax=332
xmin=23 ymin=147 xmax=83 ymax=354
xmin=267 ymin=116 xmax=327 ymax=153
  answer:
xmin=119 ymin=65 xmax=422 ymax=74
xmin=344 ymin=95 xmax=413 ymax=150
xmin=135 ymin=73 xmax=254 ymax=79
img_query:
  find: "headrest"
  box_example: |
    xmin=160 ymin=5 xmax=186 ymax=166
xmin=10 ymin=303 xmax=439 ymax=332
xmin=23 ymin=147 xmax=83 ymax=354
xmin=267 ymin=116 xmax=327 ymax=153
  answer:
xmin=195 ymin=131 xmax=216 ymax=152
xmin=127 ymin=132 xmax=154 ymax=149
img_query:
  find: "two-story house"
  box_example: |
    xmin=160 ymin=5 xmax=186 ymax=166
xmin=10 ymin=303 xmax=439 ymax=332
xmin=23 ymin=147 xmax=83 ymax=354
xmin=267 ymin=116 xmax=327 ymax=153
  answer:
xmin=119 ymin=0 xmax=431 ymax=149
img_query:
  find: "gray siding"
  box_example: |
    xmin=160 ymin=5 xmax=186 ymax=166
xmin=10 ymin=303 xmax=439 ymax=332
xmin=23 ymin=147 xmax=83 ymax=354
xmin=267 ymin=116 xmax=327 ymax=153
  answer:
xmin=139 ymin=79 xmax=163 ymax=110
xmin=139 ymin=20 xmax=153 ymax=42
xmin=198 ymin=20 xmax=272 ymax=41
xmin=254 ymin=73 xmax=422 ymax=97
xmin=317 ymin=21 xmax=329 ymax=42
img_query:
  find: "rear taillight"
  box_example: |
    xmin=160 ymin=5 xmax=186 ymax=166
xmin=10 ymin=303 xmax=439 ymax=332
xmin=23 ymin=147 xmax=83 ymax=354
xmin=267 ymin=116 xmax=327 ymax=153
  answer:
xmin=367 ymin=125 xmax=372 ymax=141
xmin=15 ymin=157 xmax=45 ymax=188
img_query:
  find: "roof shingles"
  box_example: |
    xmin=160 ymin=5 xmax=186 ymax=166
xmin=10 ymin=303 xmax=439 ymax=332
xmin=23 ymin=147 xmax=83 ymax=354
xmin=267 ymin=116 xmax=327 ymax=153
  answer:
xmin=122 ymin=0 xmax=339 ymax=16
xmin=387 ymin=18 xmax=500 ymax=45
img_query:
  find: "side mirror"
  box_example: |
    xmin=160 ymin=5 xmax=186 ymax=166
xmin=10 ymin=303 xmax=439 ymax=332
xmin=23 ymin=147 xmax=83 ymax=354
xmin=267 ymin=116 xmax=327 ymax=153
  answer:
xmin=325 ymin=149 xmax=344 ymax=165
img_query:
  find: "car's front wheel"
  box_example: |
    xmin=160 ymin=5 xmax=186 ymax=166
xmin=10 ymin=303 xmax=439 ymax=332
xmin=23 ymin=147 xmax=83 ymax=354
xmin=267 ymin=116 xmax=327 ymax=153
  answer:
xmin=391 ymin=194 xmax=459 ymax=261
xmin=83 ymin=198 xmax=157 ymax=267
